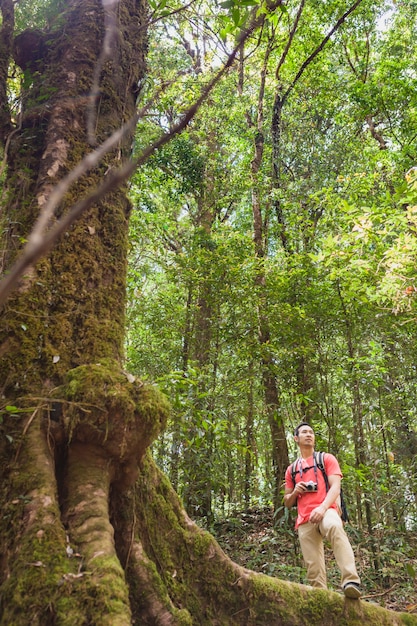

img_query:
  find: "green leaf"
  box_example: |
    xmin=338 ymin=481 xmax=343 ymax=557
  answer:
xmin=406 ymin=562 xmax=416 ymax=580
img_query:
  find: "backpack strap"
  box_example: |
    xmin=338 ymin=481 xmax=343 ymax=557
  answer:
xmin=290 ymin=460 xmax=298 ymax=486
xmin=315 ymin=451 xmax=349 ymax=522
xmin=314 ymin=451 xmax=330 ymax=491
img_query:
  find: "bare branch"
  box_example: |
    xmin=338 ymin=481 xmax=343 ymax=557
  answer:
xmin=275 ymin=0 xmax=306 ymax=82
xmin=282 ymin=0 xmax=364 ymax=105
xmin=366 ymin=114 xmax=387 ymax=150
xmin=87 ymin=0 xmax=121 ymax=145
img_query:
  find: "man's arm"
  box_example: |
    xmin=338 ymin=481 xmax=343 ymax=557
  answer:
xmin=284 ymin=482 xmax=308 ymax=508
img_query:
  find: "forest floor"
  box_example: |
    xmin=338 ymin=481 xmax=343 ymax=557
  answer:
xmin=213 ymin=507 xmax=417 ymax=615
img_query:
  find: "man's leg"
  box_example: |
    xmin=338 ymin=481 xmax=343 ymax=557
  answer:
xmin=297 ymin=522 xmax=327 ymax=588
xmin=319 ymin=509 xmax=360 ymax=589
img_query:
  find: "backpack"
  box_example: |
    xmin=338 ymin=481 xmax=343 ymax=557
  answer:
xmin=290 ymin=451 xmax=349 ymax=523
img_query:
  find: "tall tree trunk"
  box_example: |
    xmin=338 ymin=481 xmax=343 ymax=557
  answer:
xmin=246 ymin=35 xmax=289 ymax=511
xmin=182 ymin=141 xmax=217 ymax=524
xmin=337 ymin=284 xmax=381 ymax=579
xmin=0 ymin=1 xmax=155 ymax=622
xmin=169 ymin=282 xmax=193 ymax=491
xmin=244 ymin=363 xmax=256 ymax=507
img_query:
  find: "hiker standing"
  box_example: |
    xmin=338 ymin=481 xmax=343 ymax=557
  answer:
xmin=284 ymin=422 xmax=361 ymax=599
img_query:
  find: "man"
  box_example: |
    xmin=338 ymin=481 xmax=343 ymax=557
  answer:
xmin=284 ymin=422 xmax=361 ymax=599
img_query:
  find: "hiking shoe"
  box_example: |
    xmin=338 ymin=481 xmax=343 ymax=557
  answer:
xmin=343 ymin=582 xmax=361 ymax=599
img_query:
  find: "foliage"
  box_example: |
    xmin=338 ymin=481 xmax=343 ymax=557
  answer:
xmin=126 ymin=0 xmax=417 ymax=567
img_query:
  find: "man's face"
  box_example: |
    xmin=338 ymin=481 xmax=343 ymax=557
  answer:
xmin=295 ymin=425 xmax=315 ymax=446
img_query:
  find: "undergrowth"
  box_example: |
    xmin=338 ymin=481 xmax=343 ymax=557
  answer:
xmin=213 ymin=507 xmax=417 ymax=615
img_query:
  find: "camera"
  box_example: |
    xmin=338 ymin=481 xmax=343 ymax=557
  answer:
xmin=305 ymin=481 xmax=318 ymax=492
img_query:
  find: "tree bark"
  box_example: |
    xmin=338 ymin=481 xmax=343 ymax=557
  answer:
xmin=247 ymin=33 xmax=289 ymax=511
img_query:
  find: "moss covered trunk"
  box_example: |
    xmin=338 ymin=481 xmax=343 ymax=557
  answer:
xmin=0 ymin=1 xmax=416 ymax=624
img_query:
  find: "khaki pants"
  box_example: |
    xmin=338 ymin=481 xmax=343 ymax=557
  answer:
xmin=297 ymin=508 xmax=360 ymax=589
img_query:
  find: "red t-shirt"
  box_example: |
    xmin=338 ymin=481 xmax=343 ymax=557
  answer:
xmin=285 ymin=453 xmax=342 ymax=529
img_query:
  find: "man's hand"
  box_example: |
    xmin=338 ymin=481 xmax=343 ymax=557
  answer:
xmin=284 ymin=481 xmax=309 ymax=508
xmin=293 ymin=481 xmax=308 ymax=496
xmin=309 ymin=504 xmax=327 ymax=524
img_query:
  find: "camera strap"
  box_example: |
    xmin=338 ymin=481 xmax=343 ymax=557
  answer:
xmin=295 ymin=455 xmax=318 ymax=482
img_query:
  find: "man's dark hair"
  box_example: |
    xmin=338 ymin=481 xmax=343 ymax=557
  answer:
xmin=294 ymin=422 xmax=312 ymax=437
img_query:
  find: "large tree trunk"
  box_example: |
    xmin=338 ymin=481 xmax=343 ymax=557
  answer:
xmin=0 ymin=1 xmax=414 ymax=624
xmin=0 ymin=1 xmax=155 ymax=623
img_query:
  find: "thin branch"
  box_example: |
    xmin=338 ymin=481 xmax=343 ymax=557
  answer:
xmin=148 ymin=0 xmax=197 ymax=29
xmin=0 ymin=115 xmax=22 ymax=179
xmin=363 ymin=29 xmax=370 ymax=83
xmin=342 ymin=38 xmax=359 ymax=77
xmin=14 ymin=406 xmax=41 ymax=461
xmin=282 ymin=0 xmax=364 ymax=105
xmin=366 ymin=114 xmax=387 ymax=150
xmin=275 ymin=0 xmax=306 ymax=81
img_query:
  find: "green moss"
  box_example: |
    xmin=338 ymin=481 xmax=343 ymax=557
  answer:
xmin=8 ymin=548 xmax=132 ymax=626
xmin=401 ymin=616 xmax=417 ymax=625
xmin=172 ymin=608 xmax=193 ymax=625
xmin=246 ymin=574 xmax=417 ymax=626
xmin=0 ymin=523 xmax=82 ymax=625
xmin=192 ymin=529 xmax=216 ymax=557
xmin=50 ymin=360 xmax=169 ymax=463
